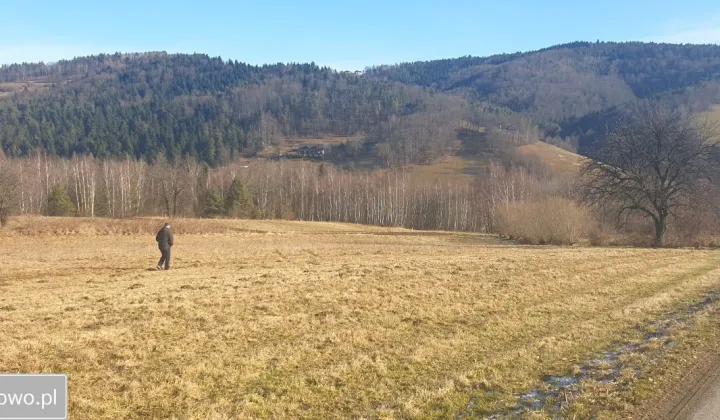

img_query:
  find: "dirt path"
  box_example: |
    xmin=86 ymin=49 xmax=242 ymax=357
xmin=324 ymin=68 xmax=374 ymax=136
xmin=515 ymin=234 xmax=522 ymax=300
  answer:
xmin=641 ymin=344 xmax=720 ymax=419
xmin=673 ymin=357 xmax=720 ymax=420
xmin=685 ymin=383 xmax=720 ymax=419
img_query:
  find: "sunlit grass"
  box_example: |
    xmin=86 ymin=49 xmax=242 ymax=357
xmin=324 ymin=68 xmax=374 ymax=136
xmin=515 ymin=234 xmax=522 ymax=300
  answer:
xmin=0 ymin=217 xmax=718 ymax=418
xmin=516 ymin=141 xmax=584 ymax=175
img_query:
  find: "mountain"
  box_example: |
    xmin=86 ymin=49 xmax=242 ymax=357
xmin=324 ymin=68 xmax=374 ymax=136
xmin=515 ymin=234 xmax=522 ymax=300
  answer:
xmin=366 ymin=42 xmax=720 ymax=119
xmin=366 ymin=41 xmax=720 ymax=153
xmin=2 ymin=42 xmax=720 ymax=165
xmin=0 ymin=53 xmax=505 ymax=166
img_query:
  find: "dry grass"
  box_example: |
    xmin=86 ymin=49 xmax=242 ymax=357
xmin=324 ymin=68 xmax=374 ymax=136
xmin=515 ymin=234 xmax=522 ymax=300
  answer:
xmin=516 ymin=141 xmax=585 ymax=175
xmin=1 ymin=217 xmax=719 ymax=418
xmin=400 ymin=155 xmax=485 ymax=185
xmin=0 ymin=81 xmax=54 ymax=99
xmin=385 ymin=141 xmax=583 ymax=185
xmin=247 ymin=137 xmax=581 ymax=186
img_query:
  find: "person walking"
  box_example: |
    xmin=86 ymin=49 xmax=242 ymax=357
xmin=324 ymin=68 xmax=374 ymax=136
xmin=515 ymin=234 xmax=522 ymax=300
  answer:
xmin=156 ymin=222 xmax=174 ymax=270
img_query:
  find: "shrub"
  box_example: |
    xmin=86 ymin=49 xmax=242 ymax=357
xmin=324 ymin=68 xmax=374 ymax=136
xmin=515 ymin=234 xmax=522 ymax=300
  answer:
xmin=497 ymin=198 xmax=591 ymax=245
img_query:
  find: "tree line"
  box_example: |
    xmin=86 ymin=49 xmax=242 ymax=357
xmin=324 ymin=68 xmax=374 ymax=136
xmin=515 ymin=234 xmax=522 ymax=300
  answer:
xmin=2 ymin=107 xmax=719 ymax=248
xmin=0 ymin=148 xmax=571 ymax=233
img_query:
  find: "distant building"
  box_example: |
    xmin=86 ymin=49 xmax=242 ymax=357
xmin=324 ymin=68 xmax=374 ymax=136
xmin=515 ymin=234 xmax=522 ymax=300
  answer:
xmin=288 ymin=144 xmax=329 ymax=160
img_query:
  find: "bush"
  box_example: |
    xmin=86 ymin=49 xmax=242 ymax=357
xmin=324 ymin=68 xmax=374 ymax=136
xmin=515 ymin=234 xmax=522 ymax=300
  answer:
xmin=497 ymin=198 xmax=591 ymax=245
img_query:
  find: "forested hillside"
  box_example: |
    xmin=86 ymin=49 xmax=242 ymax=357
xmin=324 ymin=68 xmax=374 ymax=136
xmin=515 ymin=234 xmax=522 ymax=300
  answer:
xmin=1 ymin=53 xmax=524 ymax=166
xmin=367 ymin=42 xmax=720 ymax=118
xmin=367 ymin=41 xmax=720 ymax=153
xmin=2 ymin=42 xmax=720 ymax=164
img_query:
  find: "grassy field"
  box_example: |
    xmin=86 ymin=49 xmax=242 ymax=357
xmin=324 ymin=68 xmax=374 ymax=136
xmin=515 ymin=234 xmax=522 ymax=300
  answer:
xmin=1 ymin=217 xmax=719 ymax=418
xmin=246 ymin=132 xmax=584 ymax=185
xmin=0 ymin=81 xmax=55 ymax=99
xmin=400 ymin=155 xmax=484 ymax=184
xmin=399 ymin=142 xmax=584 ymax=184
xmin=516 ymin=142 xmax=585 ymax=175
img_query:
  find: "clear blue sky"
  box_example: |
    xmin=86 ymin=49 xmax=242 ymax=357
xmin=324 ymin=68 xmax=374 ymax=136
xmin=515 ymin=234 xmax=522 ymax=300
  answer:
xmin=1 ymin=0 xmax=720 ymax=70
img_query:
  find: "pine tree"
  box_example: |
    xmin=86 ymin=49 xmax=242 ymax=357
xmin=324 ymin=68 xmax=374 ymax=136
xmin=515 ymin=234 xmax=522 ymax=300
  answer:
xmin=225 ymin=178 xmax=254 ymax=218
xmin=0 ymin=152 xmax=19 ymax=226
xmin=94 ymin=188 xmax=109 ymax=218
xmin=47 ymin=185 xmax=76 ymax=217
xmin=203 ymin=189 xmax=225 ymax=218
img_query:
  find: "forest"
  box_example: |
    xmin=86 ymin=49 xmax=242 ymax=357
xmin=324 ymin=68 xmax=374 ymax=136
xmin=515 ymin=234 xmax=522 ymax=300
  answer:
xmin=0 ymin=53 xmax=513 ymax=166
xmin=366 ymin=41 xmax=720 ymax=153
xmin=3 ymin=42 xmax=720 ymax=165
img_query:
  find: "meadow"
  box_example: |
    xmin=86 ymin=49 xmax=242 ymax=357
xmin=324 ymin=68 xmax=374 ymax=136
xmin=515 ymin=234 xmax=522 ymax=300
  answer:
xmin=1 ymin=217 xmax=719 ymax=418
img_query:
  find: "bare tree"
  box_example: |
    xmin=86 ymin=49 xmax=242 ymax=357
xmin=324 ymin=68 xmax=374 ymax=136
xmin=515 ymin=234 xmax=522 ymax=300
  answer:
xmin=72 ymin=155 xmax=97 ymax=217
xmin=154 ymin=157 xmax=193 ymax=218
xmin=582 ymin=108 xmax=719 ymax=246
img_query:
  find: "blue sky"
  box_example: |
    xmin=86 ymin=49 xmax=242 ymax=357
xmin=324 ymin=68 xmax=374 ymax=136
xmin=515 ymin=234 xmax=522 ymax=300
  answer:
xmin=1 ymin=0 xmax=720 ymax=70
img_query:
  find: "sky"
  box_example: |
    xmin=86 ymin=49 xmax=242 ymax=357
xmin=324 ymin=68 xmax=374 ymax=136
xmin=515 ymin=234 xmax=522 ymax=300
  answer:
xmin=1 ymin=0 xmax=720 ymax=70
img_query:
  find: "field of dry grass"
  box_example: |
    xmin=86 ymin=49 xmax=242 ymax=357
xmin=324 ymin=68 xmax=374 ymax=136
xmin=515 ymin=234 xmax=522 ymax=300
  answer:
xmin=516 ymin=142 xmax=585 ymax=175
xmin=1 ymin=217 xmax=720 ymax=418
xmin=400 ymin=155 xmax=484 ymax=185
xmin=244 ymin=134 xmax=583 ymax=186
xmin=0 ymin=81 xmax=55 ymax=99
xmin=398 ymin=141 xmax=585 ymax=184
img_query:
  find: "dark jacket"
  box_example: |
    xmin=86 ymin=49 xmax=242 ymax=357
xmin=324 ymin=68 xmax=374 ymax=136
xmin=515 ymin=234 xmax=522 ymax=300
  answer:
xmin=156 ymin=227 xmax=174 ymax=250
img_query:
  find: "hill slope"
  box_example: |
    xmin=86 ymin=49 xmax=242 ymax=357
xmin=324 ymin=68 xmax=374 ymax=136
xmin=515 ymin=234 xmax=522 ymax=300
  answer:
xmin=366 ymin=42 xmax=720 ymax=154
xmin=2 ymin=42 xmax=720 ymax=167
xmin=366 ymin=42 xmax=720 ymax=121
xmin=0 ymin=53 xmax=521 ymax=166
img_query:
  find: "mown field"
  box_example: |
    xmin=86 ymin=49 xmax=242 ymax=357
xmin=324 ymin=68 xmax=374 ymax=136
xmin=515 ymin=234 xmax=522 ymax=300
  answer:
xmin=1 ymin=217 xmax=719 ymax=418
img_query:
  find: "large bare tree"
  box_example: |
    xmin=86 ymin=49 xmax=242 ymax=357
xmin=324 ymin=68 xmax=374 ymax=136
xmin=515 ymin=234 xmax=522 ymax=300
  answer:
xmin=582 ymin=108 xmax=719 ymax=246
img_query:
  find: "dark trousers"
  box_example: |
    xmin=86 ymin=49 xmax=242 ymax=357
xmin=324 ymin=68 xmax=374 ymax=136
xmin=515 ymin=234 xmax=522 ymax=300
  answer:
xmin=158 ymin=248 xmax=171 ymax=270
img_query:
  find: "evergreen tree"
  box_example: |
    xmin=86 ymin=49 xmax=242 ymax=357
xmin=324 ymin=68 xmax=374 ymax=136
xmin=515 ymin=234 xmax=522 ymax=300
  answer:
xmin=47 ymin=185 xmax=76 ymax=217
xmin=0 ymin=152 xmax=19 ymax=227
xmin=203 ymin=188 xmax=225 ymax=217
xmin=225 ymin=178 xmax=254 ymax=218
xmin=94 ymin=188 xmax=110 ymax=218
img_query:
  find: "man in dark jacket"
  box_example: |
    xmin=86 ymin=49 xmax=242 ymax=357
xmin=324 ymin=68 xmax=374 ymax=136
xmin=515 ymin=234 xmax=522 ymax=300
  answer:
xmin=156 ymin=223 xmax=174 ymax=270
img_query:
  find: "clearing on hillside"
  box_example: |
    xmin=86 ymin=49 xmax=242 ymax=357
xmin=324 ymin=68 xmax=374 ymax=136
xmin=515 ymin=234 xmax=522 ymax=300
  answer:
xmin=0 ymin=80 xmax=56 ymax=99
xmin=516 ymin=141 xmax=585 ymax=175
xmin=1 ymin=217 xmax=719 ymax=418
